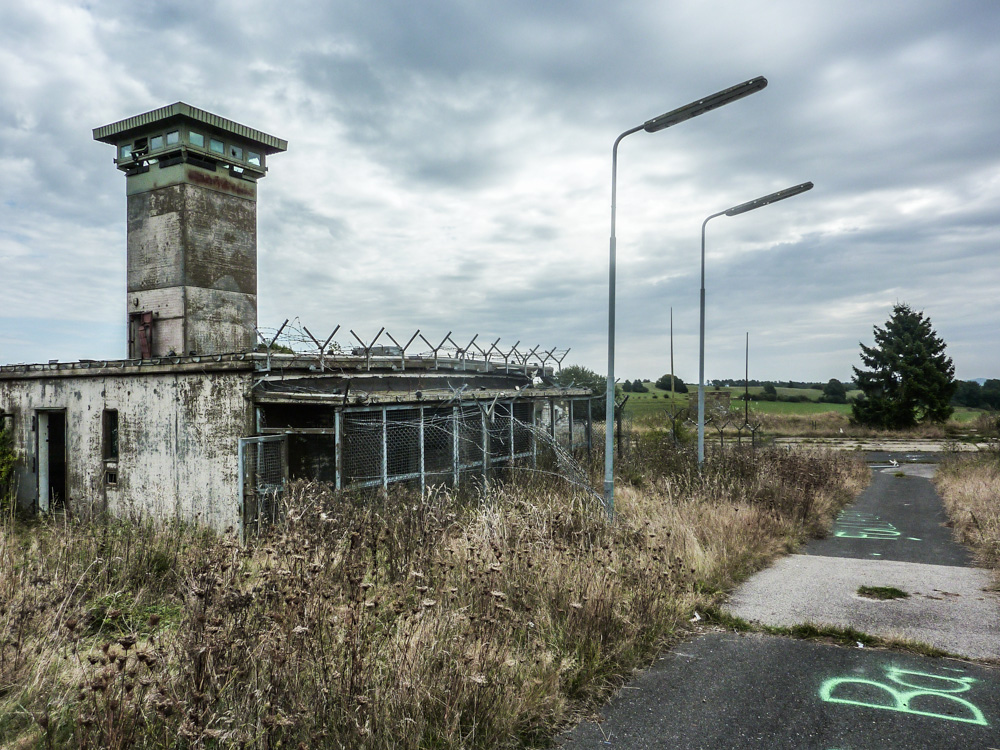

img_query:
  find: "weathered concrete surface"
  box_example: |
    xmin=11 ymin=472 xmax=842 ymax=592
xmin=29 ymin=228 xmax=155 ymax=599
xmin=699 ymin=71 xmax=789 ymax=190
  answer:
xmin=725 ymin=554 xmax=1000 ymax=660
xmin=127 ymin=178 xmax=258 ymax=357
xmin=724 ymin=459 xmax=1000 ymax=661
xmin=775 ymin=436 xmax=990 ymax=452
xmin=0 ymin=366 xmax=253 ymax=530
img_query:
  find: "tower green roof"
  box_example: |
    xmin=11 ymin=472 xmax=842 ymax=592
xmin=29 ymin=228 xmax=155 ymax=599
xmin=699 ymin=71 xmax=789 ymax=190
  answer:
xmin=93 ymin=102 xmax=287 ymax=155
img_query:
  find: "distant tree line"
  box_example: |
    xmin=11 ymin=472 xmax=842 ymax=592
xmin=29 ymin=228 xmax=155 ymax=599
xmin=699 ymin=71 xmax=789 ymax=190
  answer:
xmin=709 ymin=379 xmax=837 ymax=390
xmin=654 ymin=374 xmax=688 ymax=393
xmin=952 ymin=380 xmax=1000 ymax=410
xmin=621 ymin=379 xmax=649 ymax=393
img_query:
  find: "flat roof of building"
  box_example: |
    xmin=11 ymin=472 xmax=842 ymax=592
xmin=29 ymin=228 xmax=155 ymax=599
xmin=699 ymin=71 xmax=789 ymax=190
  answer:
xmin=0 ymin=352 xmax=584 ymax=387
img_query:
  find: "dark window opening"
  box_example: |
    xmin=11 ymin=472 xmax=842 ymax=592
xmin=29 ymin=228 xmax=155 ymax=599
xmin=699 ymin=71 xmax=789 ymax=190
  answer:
xmin=287 ymin=434 xmax=337 ymax=483
xmin=259 ymin=403 xmax=336 ymax=429
xmin=103 ymin=410 xmax=119 ymax=460
xmin=105 ymin=470 xmax=118 ymax=486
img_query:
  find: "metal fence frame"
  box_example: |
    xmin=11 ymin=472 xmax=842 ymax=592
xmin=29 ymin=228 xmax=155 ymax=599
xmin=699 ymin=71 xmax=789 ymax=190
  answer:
xmin=238 ymin=434 xmax=288 ymax=542
xmin=339 ymin=401 xmax=540 ymax=491
xmin=258 ymin=397 xmax=592 ymax=496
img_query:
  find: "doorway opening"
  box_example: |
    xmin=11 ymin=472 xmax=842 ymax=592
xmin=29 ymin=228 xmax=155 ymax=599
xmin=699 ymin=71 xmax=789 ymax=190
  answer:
xmin=37 ymin=410 xmax=66 ymax=512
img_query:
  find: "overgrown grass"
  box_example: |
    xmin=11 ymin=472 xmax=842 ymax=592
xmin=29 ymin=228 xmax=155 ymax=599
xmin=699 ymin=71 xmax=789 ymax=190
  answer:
xmin=701 ymin=608 xmax=952 ymax=658
xmin=0 ymin=445 xmax=867 ymax=749
xmin=857 ymin=585 xmax=909 ymax=600
xmin=934 ymin=450 xmax=1000 ymax=586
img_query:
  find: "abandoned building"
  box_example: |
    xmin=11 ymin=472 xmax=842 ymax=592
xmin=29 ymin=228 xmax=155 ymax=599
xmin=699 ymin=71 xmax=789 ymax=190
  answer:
xmin=0 ymin=103 xmax=591 ymax=536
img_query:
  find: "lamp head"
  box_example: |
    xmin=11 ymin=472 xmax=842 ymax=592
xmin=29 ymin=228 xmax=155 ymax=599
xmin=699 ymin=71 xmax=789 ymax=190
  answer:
xmin=725 ymin=181 xmax=814 ymax=216
xmin=643 ymin=76 xmax=768 ymax=133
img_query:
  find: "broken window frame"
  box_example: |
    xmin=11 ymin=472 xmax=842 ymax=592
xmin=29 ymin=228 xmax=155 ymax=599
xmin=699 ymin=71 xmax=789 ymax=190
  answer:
xmin=102 ymin=409 xmax=119 ymax=461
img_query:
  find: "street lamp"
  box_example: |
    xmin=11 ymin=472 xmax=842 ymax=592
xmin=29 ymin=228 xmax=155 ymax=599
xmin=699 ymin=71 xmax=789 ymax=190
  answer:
xmin=604 ymin=76 xmax=768 ymax=516
xmin=697 ymin=181 xmax=814 ymax=464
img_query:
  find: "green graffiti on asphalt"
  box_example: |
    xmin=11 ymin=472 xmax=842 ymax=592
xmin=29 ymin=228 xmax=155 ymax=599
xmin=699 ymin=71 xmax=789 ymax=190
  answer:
xmin=820 ymin=667 xmax=988 ymax=726
xmin=833 ymin=511 xmax=901 ymax=540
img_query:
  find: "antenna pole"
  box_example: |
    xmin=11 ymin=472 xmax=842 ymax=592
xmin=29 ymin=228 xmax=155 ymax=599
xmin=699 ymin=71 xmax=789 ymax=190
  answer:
xmin=745 ymin=331 xmax=749 ymax=425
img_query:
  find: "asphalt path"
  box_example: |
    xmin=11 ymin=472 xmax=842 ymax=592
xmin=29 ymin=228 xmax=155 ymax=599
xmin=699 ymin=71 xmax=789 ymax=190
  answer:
xmin=559 ymin=453 xmax=1000 ymax=748
xmin=559 ymin=632 xmax=1000 ymax=749
xmin=804 ymin=464 xmax=972 ymax=567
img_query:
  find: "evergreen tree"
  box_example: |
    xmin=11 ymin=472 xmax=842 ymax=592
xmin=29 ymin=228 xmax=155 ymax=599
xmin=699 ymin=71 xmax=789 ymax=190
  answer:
xmin=852 ymin=304 xmax=956 ymax=428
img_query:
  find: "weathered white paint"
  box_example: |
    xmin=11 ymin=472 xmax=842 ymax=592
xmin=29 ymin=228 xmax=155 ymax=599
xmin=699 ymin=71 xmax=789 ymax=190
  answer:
xmin=0 ymin=365 xmax=254 ymax=531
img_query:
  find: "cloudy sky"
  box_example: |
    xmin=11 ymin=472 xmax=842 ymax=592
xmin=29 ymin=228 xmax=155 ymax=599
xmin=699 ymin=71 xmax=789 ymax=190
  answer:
xmin=1 ymin=1 xmax=998 ymax=383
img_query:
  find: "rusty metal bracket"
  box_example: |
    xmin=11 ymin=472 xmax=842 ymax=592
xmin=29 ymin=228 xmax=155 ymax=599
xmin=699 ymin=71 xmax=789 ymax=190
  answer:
xmin=350 ymin=327 xmax=385 ymax=371
xmin=303 ymin=325 xmax=340 ymax=372
xmin=419 ymin=331 xmax=451 ymax=369
xmin=384 ymin=329 xmax=420 ymax=371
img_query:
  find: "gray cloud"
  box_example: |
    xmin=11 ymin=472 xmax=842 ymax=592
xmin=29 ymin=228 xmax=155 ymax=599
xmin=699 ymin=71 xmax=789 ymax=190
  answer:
xmin=2 ymin=0 xmax=999 ymax=382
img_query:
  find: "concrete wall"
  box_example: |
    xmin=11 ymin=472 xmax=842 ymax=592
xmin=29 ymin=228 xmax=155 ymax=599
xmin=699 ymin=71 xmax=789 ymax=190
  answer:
xmin=0 ymin=368 xmax=253 ymax=531
xmin=126 ymin=168 xmax=258 ymax=357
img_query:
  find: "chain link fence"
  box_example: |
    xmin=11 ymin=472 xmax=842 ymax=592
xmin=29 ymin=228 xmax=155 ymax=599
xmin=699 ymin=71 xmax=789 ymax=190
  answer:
xmin=238 ymin=435 xmax=288 ymax=541
xmin=249 ymin=399 xmax=598 ymax=514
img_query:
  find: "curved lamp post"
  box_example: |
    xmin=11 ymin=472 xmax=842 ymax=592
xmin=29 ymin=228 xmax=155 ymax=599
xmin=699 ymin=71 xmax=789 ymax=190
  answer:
xmin=604 ymin=76 xmax=768 ymax=517
xmin=697 ymin=181 xmax=814 ymax=464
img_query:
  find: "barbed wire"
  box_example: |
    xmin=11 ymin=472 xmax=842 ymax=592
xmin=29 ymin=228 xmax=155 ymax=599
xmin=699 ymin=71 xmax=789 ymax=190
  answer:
xmin=254 ymin=318 xmax=572 ymax=372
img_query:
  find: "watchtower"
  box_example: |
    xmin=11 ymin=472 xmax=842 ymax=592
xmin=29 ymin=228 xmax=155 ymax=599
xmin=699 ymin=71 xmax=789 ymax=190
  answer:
xmin=94 ymin=103 xmax=286 ymax=358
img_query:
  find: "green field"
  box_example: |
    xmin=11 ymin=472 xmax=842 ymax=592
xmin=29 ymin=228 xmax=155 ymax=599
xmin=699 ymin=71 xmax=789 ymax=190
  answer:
xmin=621 ymin=382 xmax=983 ymax=423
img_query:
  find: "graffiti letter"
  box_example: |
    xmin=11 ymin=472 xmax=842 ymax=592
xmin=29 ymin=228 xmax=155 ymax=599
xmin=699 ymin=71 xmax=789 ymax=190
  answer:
xmin=820 ymin=669 xmax=987 ymax=726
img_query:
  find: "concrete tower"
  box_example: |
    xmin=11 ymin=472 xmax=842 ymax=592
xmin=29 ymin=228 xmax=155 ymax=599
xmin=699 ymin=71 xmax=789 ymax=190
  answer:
xmin=94 ymin=103 xmax=286 ymax=358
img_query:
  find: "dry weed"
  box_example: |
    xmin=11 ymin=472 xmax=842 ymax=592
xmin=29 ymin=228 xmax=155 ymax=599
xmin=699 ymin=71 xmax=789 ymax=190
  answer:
xmin=0 ymin=445 xmax=866 ymax=748
xmin=934 ymin=450 xmax=1000 ymax=585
